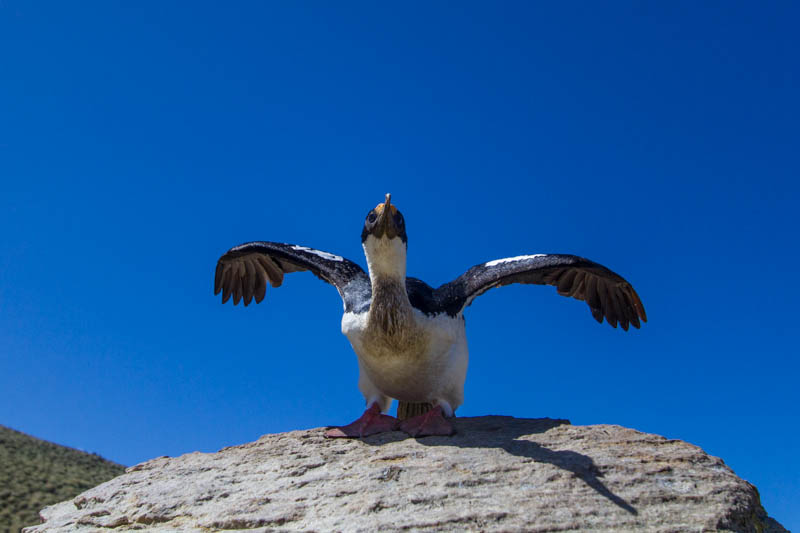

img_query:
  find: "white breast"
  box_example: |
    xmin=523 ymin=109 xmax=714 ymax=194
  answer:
xmin=341 ymin=309 xmax=469 ymax=409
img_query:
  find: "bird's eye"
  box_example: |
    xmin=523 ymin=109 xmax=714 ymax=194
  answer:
xmin=394 ymin=213 xmax=404 ymax=226
xmin=367 ymin=212 xmax=377 ymax=223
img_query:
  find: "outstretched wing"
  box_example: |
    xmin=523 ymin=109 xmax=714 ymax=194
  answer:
xmin=431 ymin=254 xmax=646 ymax=330
xmin=214 ymin=242 xmax=371 ymax=312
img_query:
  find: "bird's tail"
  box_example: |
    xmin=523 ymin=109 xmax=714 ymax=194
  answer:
xmin=396 ymin=401 xmax=433 ymax=420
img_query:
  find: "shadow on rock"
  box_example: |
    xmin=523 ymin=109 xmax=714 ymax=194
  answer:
xmin=361 ymin=415 xmax=637 ymax=516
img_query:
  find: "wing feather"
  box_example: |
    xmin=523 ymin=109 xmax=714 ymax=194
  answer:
xmin=626 ymin=293 xmax=641 ymax=329
xmin=556 ymin=269 xmax=577 ymax=295
xmin=221 ymin=271 xmax=233 ymax=304
xmin=232 ymin=264 xmax=244 ymax=305
xmin=585 ymin=275 xmax=600 ymax=310
xmin=253 ymin=255 xmax=279 ymax=287
xmin=570 ymin=271 xmax=586 ymax=299
xmin=253 ymin=262 xmax=268 ymax=304
xmin=243 ymin=260 xmax=256 ymax=306
xmin=607 ymin=285 xmax=626 ymax=331
xmin=631 ymin=289 xmax=647 ymax=322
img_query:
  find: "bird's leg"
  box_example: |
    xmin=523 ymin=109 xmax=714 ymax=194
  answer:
xmin=399 ymin=405 xmax=455 ymax=437
xmin=324 ymin=403 xmax=399 ymax=438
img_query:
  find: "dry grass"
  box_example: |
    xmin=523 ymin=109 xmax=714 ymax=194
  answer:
xmin=0 ymin=425 xmax=125 ymax=533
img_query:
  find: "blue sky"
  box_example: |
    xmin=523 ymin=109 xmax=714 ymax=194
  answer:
xmin=1 ymin=1 xmax=798 ymax=528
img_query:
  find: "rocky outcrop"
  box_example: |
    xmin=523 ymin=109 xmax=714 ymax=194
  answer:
xmin=25 ymin=416 xmax=786 ymax=532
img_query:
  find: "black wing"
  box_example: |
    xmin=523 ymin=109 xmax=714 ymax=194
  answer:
xmin=214 ymin=241 xmax=371 ymax=313
xmin=429 ymin=254 xmax=647 ymax=330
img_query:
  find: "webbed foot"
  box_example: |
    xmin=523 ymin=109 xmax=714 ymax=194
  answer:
xmin=399 ymin=405 xmax=455 ymax=437
xmin=325 ymin=403 xmax=399 ymax=438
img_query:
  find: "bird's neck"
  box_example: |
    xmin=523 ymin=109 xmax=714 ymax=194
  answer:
xmin=363 ymin=236 xmax=407 ymax=285
xmin=363 ymin=237 xmax=413 ymax=337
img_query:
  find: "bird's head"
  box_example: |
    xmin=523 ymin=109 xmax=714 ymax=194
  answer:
xmin=361 ymin=193 xmax=407 ymax=245
xmin=361 ymin=193 xmax=408 ymax=280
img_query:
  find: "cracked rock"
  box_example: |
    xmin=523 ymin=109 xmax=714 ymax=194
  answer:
xmin=24 ymin=416 xmax=787 ymax=532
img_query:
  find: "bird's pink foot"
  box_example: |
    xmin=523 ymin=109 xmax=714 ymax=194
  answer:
xmin=325 ymin=403 xmax=399 ymax=438
xmin=399 ymin=406 xmax=454 ymax=437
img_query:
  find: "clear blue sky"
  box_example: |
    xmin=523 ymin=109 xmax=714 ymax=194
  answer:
xmin=1 ymin=1 xmax=798 ymax=528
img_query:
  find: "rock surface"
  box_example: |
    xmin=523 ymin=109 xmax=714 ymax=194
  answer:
xmin=25 ymin=416 xmax=787 ymax=532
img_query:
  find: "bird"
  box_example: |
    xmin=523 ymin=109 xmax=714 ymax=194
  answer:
xmin=214 ymin=194 xmax=646 ymax=438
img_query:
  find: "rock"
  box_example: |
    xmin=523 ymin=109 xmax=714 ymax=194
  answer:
xmin=25 ymin=416 xmax=787 ymax=532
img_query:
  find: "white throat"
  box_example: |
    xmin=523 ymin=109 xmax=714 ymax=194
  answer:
xmin=361 ymin=234 xmax=415 ymax=344
xmin=363 ymin=235 xmax=407 ymax=283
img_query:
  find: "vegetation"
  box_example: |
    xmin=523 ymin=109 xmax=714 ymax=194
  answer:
xmin=0 ymin=425 xmax=125 ymax=533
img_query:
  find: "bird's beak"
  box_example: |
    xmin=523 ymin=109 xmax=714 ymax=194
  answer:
xmin=378 ymin=193 xmax=397 ymax=237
